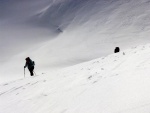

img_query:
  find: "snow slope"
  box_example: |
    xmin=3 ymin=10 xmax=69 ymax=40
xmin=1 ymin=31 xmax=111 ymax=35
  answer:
xmin=1 ymin=44 xmax=150 ymax=113
xmin=1 ymin=0 xmax=150 ymax=83
xmin=28 ymin=0 xmax=150 ymax=66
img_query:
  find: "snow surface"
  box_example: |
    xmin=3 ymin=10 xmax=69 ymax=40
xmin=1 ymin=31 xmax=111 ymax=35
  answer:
xmin=1 ymin=44 xmax=150 ymax=113
xmin=1 ymin=0 xmax=150 ymax=82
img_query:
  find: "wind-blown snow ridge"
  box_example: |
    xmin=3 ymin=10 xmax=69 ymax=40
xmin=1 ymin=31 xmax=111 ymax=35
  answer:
xmin=1 ymin=43 xmax=150 ymax=113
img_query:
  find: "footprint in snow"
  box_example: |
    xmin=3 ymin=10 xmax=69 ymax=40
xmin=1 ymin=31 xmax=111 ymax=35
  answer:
xmin=16 ymin=93 xmax=19 ymax=95
xmin=93 ymin=81 xmax=97 ymax=84
xmin=88 ymin=76 xmax=92 ymax=80
xmin=43 ymin=80 xmax=46 ymax=82
xmin=3 ymin=83 xmax=8 ymax=86
xmin=101 ymin=68 xmax=104 ymax=70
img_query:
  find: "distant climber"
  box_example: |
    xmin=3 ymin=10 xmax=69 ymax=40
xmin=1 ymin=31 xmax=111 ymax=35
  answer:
xmin=24 ymin=57 xmax=35 ymax=76
xmin=114 ymin=47 xmax=120 ymax=53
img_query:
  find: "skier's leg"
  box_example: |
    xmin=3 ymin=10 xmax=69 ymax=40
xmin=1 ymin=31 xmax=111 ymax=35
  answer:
xmin=31 ymin=66 xmax=34 ymax=76
xmin=29 ymin=67 xmax=34 ymax=76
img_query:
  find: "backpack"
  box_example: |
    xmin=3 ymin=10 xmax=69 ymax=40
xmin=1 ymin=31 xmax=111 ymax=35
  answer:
xmin=33 ymin=61 xmax=35 ymax=65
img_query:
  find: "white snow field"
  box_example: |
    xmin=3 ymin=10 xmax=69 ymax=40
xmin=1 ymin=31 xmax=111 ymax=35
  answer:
xmin=1 ymin=44 xmax=150 ymax=113
xmin=1 ymin=0 xmax=150 ymax=82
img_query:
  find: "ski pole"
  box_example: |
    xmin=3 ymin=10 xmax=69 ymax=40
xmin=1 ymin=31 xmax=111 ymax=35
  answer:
xmin=24 ymin=68 xmax=25 ymax=78
xmin=33 ymin=71 xmax=36 ymax=76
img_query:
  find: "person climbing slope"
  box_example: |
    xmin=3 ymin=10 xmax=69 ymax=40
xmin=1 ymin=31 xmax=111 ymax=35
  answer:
xmin=24 ymin=57 xmax=35 ymax=76
xmin=114 ymin=47 xmax=120 ymax=53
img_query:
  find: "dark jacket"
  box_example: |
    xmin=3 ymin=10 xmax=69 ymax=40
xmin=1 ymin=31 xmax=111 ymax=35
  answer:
xmin=24 ymin=58 xmax=35 ymax=69
xmin=114 ymin=47 xmax=120 ymax=53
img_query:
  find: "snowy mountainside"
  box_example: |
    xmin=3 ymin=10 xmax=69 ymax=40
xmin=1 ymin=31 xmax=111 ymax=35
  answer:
xmin=16 ymin=0 xmax=150 ymax=67
xmin=1 ymin=0 xmax=150 ymax=84
xmin=1 ymin=44 xmax=150 ymax=113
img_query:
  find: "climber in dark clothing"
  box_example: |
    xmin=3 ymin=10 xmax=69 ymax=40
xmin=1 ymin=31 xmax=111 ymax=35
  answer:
xmin=24 ymin=57 xmax=35 ymax=76
xmin=114 ymin=47 xmax=120 ymax=53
